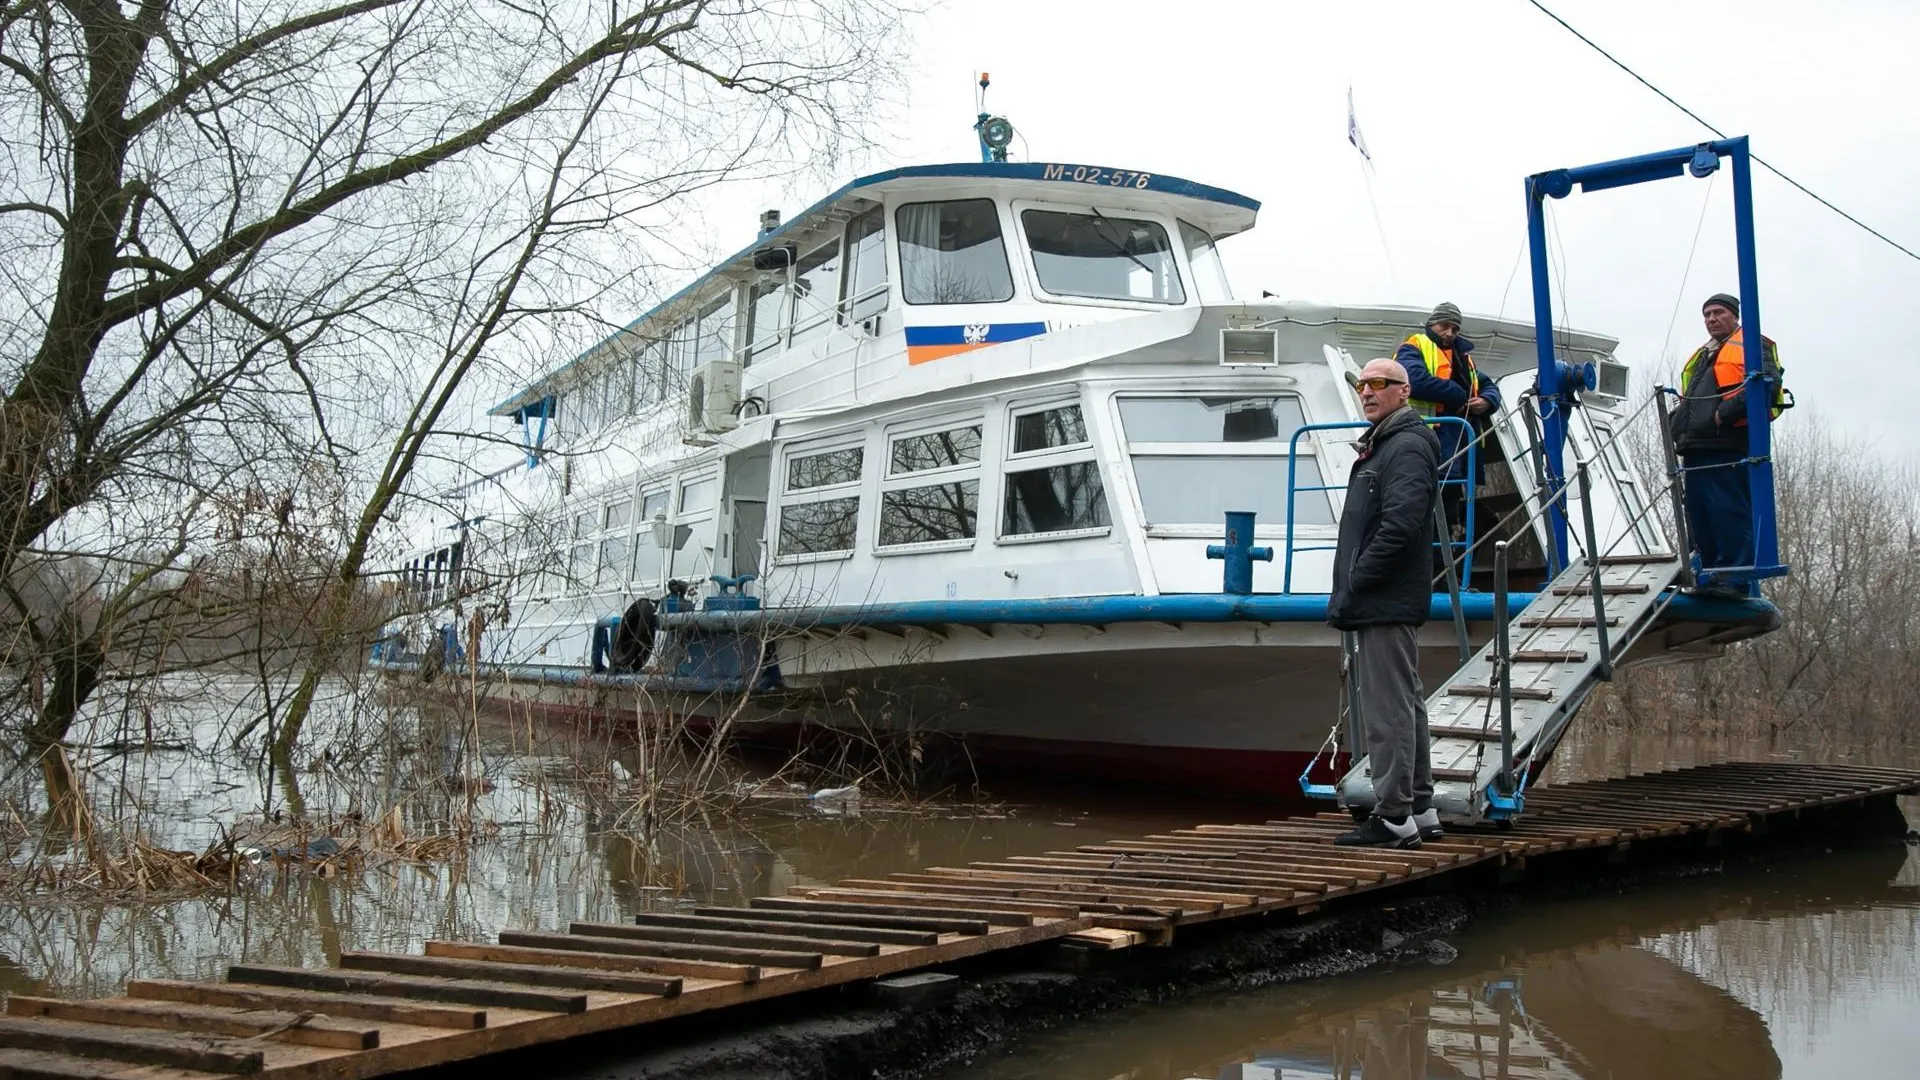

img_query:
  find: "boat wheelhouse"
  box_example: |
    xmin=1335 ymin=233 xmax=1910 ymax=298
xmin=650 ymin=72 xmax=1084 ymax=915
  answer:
xmin=381 ymin=157 xmax=1780 ymax=799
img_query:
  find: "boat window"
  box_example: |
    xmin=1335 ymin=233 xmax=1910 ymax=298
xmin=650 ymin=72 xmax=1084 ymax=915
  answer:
xmin=679 ymin=475 xmax=716 ymax=513
xmin=1002 ymin=401 xmax=1109 ymax=538
xmin=637 ymin=338 xmax=664 ymax=406
xmin=573 ymin=511 xmax=595 ymax=538
xmin=1022 ymin=209 xmax=1184 ymax=305
xmin=881 ymin=480 xmax=978 ymax=546
xmin=1004 ymin=462 xmax=1109 ymax=536
xmin=693 ymin=295 xmax=733 ymax=368
xmin=777 ymin=440 xmax=865 ymax=558
xmin=1132 ymin=457 xmax=1332 ymax=526
xmin=841 ymin=207 xmax=889 ymax=323
xmin=1011 ymin=404 xmax=1091 ymax=455
xmin=890 ymin=424 xmax=982 ymax=474
xmin=787 ymin=446 xmax=864 ymax=490
xmin=897 ymin=199 xmax=1015 ymax=305
xmin=788 ymin=241 xmax=842 ymax=347
xmin=778 ymin=497 xmax=860 ymax=556
xmin=603 ymin=499 xmax=632 ymax=530
xmin=597 ymin=535 xmax=630 ymax=587
xmin=1117 ymin=397 xmax=1308 ymax=443
xmin=1178 ymin=220 xmax=1233 ymax=303
xmin=1117 ymin=393 xmax=1332 ymax=527
xmin=569 ymin=542 xmax=593 ymax=588
xmin=879 ymin=421 xmax=983 ymax=550
xmin=747 ymin=277 xmax=788 ymax=358
xmin=640 ymin=488 xmax=669 ymax=522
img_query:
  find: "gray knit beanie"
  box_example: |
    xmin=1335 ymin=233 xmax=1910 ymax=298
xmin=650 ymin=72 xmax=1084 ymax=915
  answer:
xmin=1427 ymin=301 xmax=1463 ymax=328
xmin=1702 ymin=292 xmax=1740 ymax=316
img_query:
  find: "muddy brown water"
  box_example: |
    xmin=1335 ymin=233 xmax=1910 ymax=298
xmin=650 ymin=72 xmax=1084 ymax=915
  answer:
xmin=2 ymin=694 xmax=1917 ymax=1080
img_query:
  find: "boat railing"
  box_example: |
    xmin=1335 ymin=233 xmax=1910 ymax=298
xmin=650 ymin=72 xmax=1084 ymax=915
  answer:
xmin=1281 ymin=416 xmax=1478 ymax=594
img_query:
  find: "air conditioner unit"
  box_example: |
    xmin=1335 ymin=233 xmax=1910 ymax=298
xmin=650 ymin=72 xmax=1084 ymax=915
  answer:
xmin=688 ymin=360 xmax=742 ymax=434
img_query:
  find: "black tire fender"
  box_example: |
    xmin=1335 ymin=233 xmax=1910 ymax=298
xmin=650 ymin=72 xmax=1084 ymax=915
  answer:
xmin=609 ymin=597 xmax=657 ymax=673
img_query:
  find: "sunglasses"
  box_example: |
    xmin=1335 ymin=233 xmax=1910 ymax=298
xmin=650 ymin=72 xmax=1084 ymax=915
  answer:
xmin=1354 ymin=376 xmax=1407 ymax=392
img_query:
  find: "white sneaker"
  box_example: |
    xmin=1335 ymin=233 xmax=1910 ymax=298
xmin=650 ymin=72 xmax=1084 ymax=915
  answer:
xmin=1413 ymin=808 xmax=1443 ymax=841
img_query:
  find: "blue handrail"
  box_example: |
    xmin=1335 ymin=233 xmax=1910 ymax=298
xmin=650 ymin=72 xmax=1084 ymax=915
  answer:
xmin=1282 ymin=417 xmax=1478 ymax=593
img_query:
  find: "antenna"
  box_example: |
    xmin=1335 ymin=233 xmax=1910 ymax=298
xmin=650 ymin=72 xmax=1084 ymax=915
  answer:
xmin=973 ymin=71 xmax=1015 ymax=164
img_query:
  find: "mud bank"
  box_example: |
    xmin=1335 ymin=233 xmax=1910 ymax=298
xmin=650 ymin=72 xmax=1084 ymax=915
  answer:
xmin=436 ymin=800 xmax=1911 ymax=1080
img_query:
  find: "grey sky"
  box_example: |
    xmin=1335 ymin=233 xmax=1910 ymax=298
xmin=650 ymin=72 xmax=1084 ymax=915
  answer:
xmin=677 ymin=0 xmax=1914 ymax=453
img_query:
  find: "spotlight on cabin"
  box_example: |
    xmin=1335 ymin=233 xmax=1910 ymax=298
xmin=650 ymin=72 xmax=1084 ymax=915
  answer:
xmin=1219 ymin=328 xmax=1280 ymax=367
xmin=751 ymin=243 xmax=796 ymax=272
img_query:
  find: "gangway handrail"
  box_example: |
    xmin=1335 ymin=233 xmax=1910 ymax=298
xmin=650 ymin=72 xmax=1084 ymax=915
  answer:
xmin=1282 ymin=417 xmax=1478 ymax=593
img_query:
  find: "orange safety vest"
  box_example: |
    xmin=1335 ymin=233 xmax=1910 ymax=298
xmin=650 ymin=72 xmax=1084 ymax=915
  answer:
xmin=1403 ymin=332 xmax=1480 ymax=416
xmin=1681 ymin=328 xmax=1785 ymax=423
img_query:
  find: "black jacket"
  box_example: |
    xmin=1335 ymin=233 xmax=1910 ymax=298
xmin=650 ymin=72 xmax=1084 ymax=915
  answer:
xmin=1328 ymin=406 xmax=1442 ymax=629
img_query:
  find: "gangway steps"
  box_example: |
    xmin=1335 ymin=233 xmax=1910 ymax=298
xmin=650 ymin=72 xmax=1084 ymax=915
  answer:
xmin=1512 ymin=650 xmax=1588 ymax=662
xmin=1339 ymin=548 xmax=1688 ymax=822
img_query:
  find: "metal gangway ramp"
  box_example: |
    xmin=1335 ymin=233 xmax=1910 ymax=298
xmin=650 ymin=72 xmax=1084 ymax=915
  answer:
xmin=1335 ymin=538 xmax=1687 ymax=824
xmin=1335 ymin=135 xmax=1792 ymax=827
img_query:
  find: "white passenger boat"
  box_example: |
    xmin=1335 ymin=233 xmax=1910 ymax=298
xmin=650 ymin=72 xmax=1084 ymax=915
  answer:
xmin=380 ymin=149 xmax=1776 ymax=799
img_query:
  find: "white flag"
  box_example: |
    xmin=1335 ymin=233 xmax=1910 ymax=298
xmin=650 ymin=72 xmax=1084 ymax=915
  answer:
xmin=1347 ymin=86 xmax=1372 ymax=164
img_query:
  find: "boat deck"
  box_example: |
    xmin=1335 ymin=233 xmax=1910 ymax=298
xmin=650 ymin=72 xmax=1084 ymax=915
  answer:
xmin=2 ymin=761 xmax=1914 ymax=1079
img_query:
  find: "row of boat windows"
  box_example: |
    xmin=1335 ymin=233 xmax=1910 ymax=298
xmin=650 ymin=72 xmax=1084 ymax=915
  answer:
xmin=770 ymin=395 xmax=1337 ymax=561
xmin=551 ymin=201 xmax=1231 ymax=436
xmin=528 ymin=394 xmax=1339 ymax=593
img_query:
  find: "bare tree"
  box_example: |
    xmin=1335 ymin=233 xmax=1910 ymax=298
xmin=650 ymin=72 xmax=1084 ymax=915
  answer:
xmin=0 ymin=0 xmax=911 ymax=778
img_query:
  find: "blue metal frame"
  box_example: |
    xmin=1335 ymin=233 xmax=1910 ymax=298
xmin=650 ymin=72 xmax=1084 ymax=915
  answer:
xmin=1282 ymin=418 xmax=1477 ymax=593
xmin=1525 ymin=137 xmax=1785 ymax=582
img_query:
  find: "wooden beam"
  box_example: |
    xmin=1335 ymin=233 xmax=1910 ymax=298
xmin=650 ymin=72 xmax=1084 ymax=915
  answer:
xmin=629 ymin=912 xmax=936 ymax=948
xmin=750 ymin=895 xmax=1041 ymax=927
xmin=486 ymin=933 xmax=759 ymax=983
xmin=125 ymin=978 xmax=485 ymax=1029
xmin=0 ymin=1015 xmax=264 ymax=1075
xmin=427 ymin=939 xmax=752 ymax=985
xmin=5 ymin=995 xmax=378 ymax=1051
xmin=574 ymin=921 xmax=881 ymax=958
xmin=565 ymin=923 xmax=824 ymax=970
xmin=226 ymin=964 xmax=588 ymax=1014
xmin=337 ymin=952 xmax=682 ymax=997
xmin=695 ymin=905 xmax=990 ymax=936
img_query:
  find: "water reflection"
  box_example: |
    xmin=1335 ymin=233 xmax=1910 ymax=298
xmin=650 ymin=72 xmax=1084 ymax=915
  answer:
xmin=958 ymin=844 xmax=1920 ymax=1080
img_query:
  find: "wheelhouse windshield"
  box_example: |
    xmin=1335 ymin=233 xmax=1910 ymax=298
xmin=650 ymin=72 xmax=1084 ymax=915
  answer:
xmin=1021 ymin=209 xmax=1184 ymax=304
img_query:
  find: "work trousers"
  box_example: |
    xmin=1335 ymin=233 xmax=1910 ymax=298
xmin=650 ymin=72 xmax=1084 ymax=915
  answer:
xmin=1355 ymin=624 xmax=1432 ymax=820
xmin=1681 ymin=449 xmax=1753 ymax=578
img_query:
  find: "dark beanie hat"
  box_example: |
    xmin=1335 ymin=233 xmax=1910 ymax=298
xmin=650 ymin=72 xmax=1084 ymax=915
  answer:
xmin=1703 ymin=292 xmax=1740 ymax=316
xmin=1427 ymin=301 xmax=1463 ymax=327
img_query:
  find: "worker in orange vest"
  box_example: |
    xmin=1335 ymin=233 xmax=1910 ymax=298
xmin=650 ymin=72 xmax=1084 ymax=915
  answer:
xmin=1671 ymin=292 xmax=1784 ymax=598
xmin=1395 ymin=302 xmax=1501 ymax=580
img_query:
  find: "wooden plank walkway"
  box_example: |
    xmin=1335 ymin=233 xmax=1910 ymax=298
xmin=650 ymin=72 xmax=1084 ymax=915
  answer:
xmin=2 ymin=761 xmax=1914 ymax=1078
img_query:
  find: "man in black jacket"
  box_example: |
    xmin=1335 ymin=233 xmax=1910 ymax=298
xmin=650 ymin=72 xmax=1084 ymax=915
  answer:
xmin=1331 ymin=358 xmax=1443 ymax=849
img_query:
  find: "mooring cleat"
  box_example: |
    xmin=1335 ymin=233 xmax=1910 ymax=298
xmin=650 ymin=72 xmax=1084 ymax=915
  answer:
xmin=1334 ymin=815 xmax=1423 ymax=849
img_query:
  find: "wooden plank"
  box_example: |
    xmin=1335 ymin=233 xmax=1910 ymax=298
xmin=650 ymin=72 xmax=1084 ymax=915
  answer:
xmin=1448 ymin=684 xmax=1553 ymax=701
xmin=751 ymin=894 xmax=1041 ymax=927
xmin=1432 ymin=768 xmax=1479 ymax=782
xmin=1064 ymin=928 xmax=1143 ymax=950
xmin=564 ymin=923 xmax=824 ymax=970
xmin=126 ymin=978 xmax=485 ymax=1029
xmin=430 ymin=939 xmax=758 ymax=984
xmin=1597 ymin=552 xmax=1677 ymax=564
xmin=695 ymin=905 xmax=991 ymax=936
xmin=0 ymin=1047 xmax=135 ymax=1079
xmin=0 ymin=1015 xmax=264 ymax=1074
xmin=1025 ymin=850 xmax=1386 ymax=886
xmin=848 ymin=877 xmax=1197 ymax=917
xmin=491 ymin=930 xmax=760 ymax=980
xmin=918 ymin=866 xmax=1260 ymax=906
xmin=1511 ymin=649 xmax=1589 ymax=662
xmin=629 ymin=912 xmax=937 ymax=948
xmin=970 ymin=859 xmax=1325 ymax=896
xmin=903 ymin=869 xmax=1235 ymax=909
xmin=571 ymin=921 xmax=881 ymax=958
xmin=1428 ymin=724 xmax=1503 ymax=741
xmin=791 ymin=887 xmax=1078 ymax=920
xmin=226 ymin=964 xmax=588 ymax=1014
xmin=6 ymin=994 xmax=378 ymax=1051
xmin=338 ymin=952 xmax=683 ymax=997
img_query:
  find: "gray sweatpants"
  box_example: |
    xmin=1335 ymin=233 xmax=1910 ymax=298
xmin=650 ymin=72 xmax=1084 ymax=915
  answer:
xmin=1355 ymin=624 xmax=1433 ymax=819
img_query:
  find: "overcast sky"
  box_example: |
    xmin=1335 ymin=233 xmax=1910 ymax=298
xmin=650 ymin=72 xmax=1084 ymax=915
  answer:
xmin=602 ymin=0 xmax=1920 ymax=454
